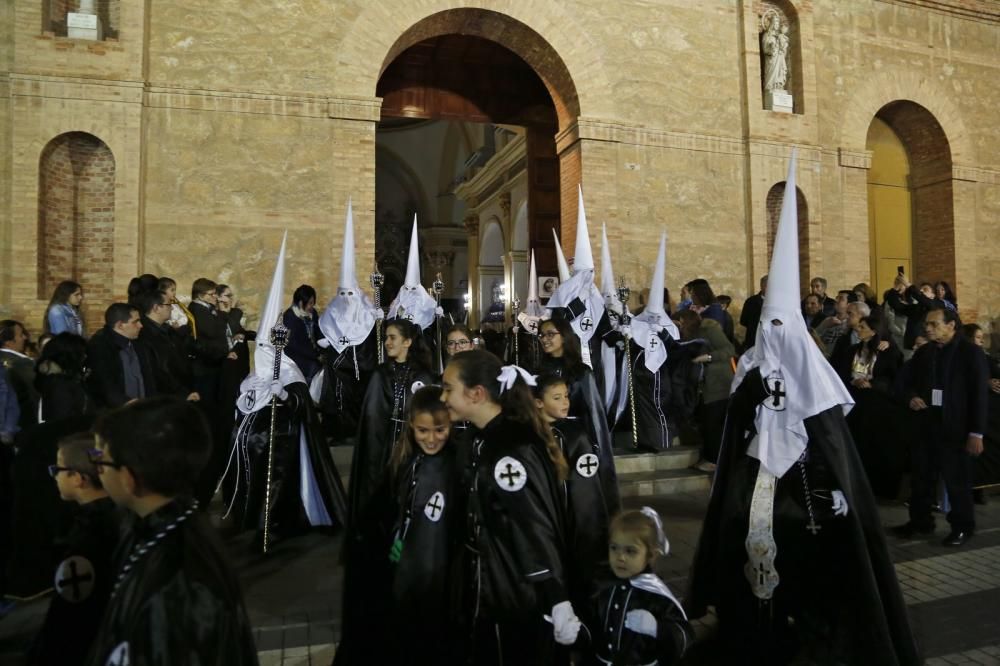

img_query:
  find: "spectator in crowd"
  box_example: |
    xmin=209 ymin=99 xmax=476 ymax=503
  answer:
xmin=893 ymin=307 xmax=988 ymax=547
xmin=738 ymin=274 xmax=766 ymax=352
xmin=283 ymin=284 xmax=323 ymax=382
xmin=137 ymin=290 xmax=198 ymax=401
xmin=802 ymin=293 xmax=826 ymax=330
xmin=688 ymin=279 xmax=727 ymax=330
xmin=187 ymin=277 xmax=233 ymax=407
xmin=86 ymin=303 xmax=154 ymax=409
xmin=935 ymin=281 xmax=958 ymax=312
xmin=216 ymin=283 xmax=253 ymax=435
xmin=885 ymin=274 xmax=950 ymax=350
xmin=159 ymin=276 xmax=194 ymax=333
xmin=43 ymin=280 xmax=85 ymax=337
xmin=805 ymin=276 xmax=837 ymax=318
xmin=0 ymin=320 xmax=39 ymax=429
xmin=853 ymin=282 xmax=879 ymax=311
xmin=35 ymin=332 xmax=92 ymax=423
xmin=828 ymin=300 xmax=873 ymax=371
xmin=0 ymin=366 xmax=18 ymax=444
xmin=126 ymin=273 xmax=159 ymax=308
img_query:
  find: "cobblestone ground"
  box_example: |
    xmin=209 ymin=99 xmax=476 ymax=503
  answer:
xmin=2 ymin=489 xmax=999 ymax=665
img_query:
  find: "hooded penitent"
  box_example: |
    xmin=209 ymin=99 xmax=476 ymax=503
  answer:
xmin=631 ymin=231 xmax=680 ymax=373
xmin=600 ymin=224 xmax=623 ymax=317
xmin=319 ymin=199 xmax=380 ymax=354
xmin=518 ymin=250 xmax=545 ymax=334
xmin=237 ymin=231 xmax=306 ymax=415
xmin=388 ymin=216 xmax=438 ymax=330
xmin=546 ymin=186 xmax=607 ymax=367
xmin=733 ymin=150 xmax=854 ymax=478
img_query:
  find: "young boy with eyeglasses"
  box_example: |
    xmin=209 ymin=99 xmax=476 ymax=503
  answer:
xmin=85 ymin=397 xmax=259 ymax=666
xmin=28 ymin=433 xmax=118 ymax=665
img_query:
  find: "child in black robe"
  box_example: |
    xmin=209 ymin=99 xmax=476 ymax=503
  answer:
xmin=441 ymin=350 xmax=579 ymax=665
xmin=383 ymin=385 xmax=461 ymax=665
xmin=85 ymin=397 xmax=259 ymax=666
xmin=586 ymin=508 xmax=692 ymax=666
xmin=533 ymin=373 xmax=611 ymax=608
xmin=28 ymin=434 xmax=119 ymax=666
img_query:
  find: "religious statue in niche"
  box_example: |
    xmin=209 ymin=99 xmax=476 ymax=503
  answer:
xmin=760 ymin=8 xmax=794 ymax=113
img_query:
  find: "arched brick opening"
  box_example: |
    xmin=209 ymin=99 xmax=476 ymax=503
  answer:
xmin=873 ymin=101 xmax=954 ymax=294
xmin=766 ymin=182 xmax=809 ymax=292
xmin=38 ymin=132 xmax=115 ymax=326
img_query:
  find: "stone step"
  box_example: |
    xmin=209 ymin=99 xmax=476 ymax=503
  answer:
xmin=612 ymin=446 xmax=701 ymax=475
xmin=617 ymin=469 xmax=713 ymax=498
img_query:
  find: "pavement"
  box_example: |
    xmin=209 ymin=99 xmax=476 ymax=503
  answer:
xmin=3 ymin=489 xmax=1000 ymax=665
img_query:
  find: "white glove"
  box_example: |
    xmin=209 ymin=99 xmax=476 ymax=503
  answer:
xmin=624 ymin=609 xmax=658 ymax=638
xmin=435 ymin=306 xmax=445 ymax=316
xmin=373 ymin=308 xmax=385 ymax=321
xmin=270 ymin=381 xmax=288 ymax=401
xmin=619 ymin=324 xmax=632 ymax=339
xmin=551 ymin=601 xmax=581 ymax=645
xmin=317 ymin=337 xmax=331 ymax=349
xmin=832 ymin=489 xmax=849 ymax=517
xmin=650 ymin=323 xmax=664 ymax=334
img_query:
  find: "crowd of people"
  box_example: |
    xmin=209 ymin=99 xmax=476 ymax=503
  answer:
xmin=0 ymin=184 xmax=995 ymax=665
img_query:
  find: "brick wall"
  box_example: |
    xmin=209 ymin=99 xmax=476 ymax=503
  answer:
xmin=38 ymin=132 xmax=115 ymax=326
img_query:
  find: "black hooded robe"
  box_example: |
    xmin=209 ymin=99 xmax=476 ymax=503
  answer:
xmin=223 ymin=382 xmax=347 ymax=543
xmin=318 ymin=327 xmax=379 ymax=443
xmin=686 ymin=367 xmax=920 ymax=666
xmin=86 ymin=500 xmax=259 ymax=666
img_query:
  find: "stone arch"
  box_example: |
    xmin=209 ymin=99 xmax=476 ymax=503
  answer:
xmin=37 ymin=132 xmax=115 ymax=324
xmin=479 ymin=218 xmax=505 ymax=267
xmin=512 ymin=200 xmax=529 ymax=252
xmin=869 ymin=101 xmax=955 ymax=292
xmin=336 ymin=4 xmax=612 ymax=130
xmin=839 ymin=71 xmax=973 ymax=164
xmin=765 ymin=181 xmax=809 ymax=292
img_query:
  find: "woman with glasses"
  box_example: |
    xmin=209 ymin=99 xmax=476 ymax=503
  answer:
xmin=538 ymin=317 xmax=620 ymax=513
xmin=444 ymin=324 xmax=474 ymax=358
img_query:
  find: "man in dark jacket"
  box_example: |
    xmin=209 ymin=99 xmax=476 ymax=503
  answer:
xmin=282 ymin=284 xmax=323 ymax=382
xmin=137 ymin=290 xmax=198 ymax=401
xmin=893 ymin=306 xmax=989 ymax=546
xmin=86 ymin=304 xmax=155 ymax=409
xmin=738 ymin=275 xmax=766 ymax=353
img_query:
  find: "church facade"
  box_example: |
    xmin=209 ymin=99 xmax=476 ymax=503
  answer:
xmin=1 ymin=0 xmax=998 ymax=336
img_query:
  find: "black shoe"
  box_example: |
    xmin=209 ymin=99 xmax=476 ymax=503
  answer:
xmin=890 ymin=522 xmax=935 ymax=539
xmin=942 ymin=530 xmax=973 ymax=547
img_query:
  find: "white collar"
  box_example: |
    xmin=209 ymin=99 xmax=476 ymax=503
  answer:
xmin=0 ymin=348 xmax=31 ymax=360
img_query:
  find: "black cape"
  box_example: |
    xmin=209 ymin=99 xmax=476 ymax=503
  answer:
xmin=318 ymin=327 xmax=379 ymax=441
xmin=222 ymin=382 xmax=347 ymax=542
xmin=551 ymin=417 xmax=610 ymax=605
xmin=86 ymin=500 xmax=259 ymax=666
xmin=539 ymin=356 xmax=620 ymax=514
xmin=386 ymin=446 xmax=462 ymax=665
xmin=686 ymin=367 xmax=920 ymax=666
xmin=28 ymin=496 xmax=120 ymax=666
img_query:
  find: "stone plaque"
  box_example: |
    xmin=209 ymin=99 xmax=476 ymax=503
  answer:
xmin=764 ymin=90 xmax=794 ymax=114
xmin=67 ymin=13 xmax=98 ymax=29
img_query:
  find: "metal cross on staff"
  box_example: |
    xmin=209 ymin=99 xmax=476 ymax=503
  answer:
xmin=432 ymin=272 xmax=445 ymax=374
xmin=618 ymin=276 xmax=639 ymax=450
xmin=263 ymin=322 xmax=289 ymax=553
xmin=370 ymin=262 xmax=384 ymax=364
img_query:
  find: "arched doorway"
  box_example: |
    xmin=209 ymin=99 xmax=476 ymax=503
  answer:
xmin=374 ymin=9 xmax=579 ymax=324
xmin=866 ymin=102 xmax=953 ymax=295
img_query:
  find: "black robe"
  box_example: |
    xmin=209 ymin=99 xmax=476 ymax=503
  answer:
xmin=539 ymin=356 xmax=620 ymax=514
xmin=386 ymin=446 xmax=462 ymax=665
xmin=318 ymin=327 xmax=378 ymax=442
xmin=223 ymin=382 xmax=346 ymax=543
xmin=86 ymin=500 xmax=259 ymax=666
xmin=551 ymin=417 xmax=611 ymax=606
xmin=29 ymin=496 xmax=120 ymax=666
xmin=503 ymin=325 xmax=544 ymax=374
xmin=587 ymin=574 xmax=693 ymax=666
xmin=463 ymin=414 xmax=568 ymax=664
xmin=686 ymin=367 xmax=920 ymax=666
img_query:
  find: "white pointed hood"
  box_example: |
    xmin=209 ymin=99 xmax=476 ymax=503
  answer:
xmin=632 ymin=231 xmax=679 ymax=372
xmin=388 ymin=216 xmax=437 ymax=330
xmin=518 ymin=250 xmax=545 ymax=334
xmin=237 ymin=231 xmax=306 ymax=415
xmin=572 ymin=185 xmax=595 ymax=273
xmin=553 ymin=229 xmax=571 ymax=283
xmin=733 ymin=149 xmax=854 ymax=478
xmin=600 ymin=223 xmax=624 ymax=316
xmin=319 ymin=199 xmax=379 ymax=353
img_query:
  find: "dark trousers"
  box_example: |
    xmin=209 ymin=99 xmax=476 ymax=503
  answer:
xmin=470 ymin=618 xmax=558 ymax=666
xmin=908 ymin=411 xmax=976 ymax=532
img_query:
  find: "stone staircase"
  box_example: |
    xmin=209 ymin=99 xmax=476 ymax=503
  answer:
xmin=329 ymin=441 xmax=712 ymax=498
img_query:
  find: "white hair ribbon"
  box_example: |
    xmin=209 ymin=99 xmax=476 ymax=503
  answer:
xmin=640 ymin=506 xmax=669 ymax=556
xmin=497 ymin=365 xmax=538 ymax=394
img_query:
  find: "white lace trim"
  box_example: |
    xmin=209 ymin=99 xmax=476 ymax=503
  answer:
xmin=744 ymin=460 xmax=780 ymax=600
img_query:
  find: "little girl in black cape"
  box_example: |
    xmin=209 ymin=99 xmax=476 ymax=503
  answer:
xmin=441 ymin=350 xmax=580 ymax=665
xmin=584 ymin=508 xmax=692 ymax=666
xmin=383 ymin=385 xmax=462 ymax=665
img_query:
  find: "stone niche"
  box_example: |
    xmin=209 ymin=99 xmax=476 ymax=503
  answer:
xmin=757 ymin=0 xmax=801 ymax=114
xmin=43 ymin=0 xmax=120 ymax=40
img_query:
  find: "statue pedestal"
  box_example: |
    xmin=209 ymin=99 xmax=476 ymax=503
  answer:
xmin=67 ymin=12 xmax=103 ymax=41
xmin=764 ymin=89 xmax=794 ymax=114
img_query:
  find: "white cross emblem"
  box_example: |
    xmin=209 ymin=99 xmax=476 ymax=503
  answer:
xmin=411 ymin=380 xmax=426 ymax=394
xmin=424 ymin=491 xmax=445 ymax=522
xmin=494 ymin=456 xmax=528 ymax=492
xmin=106 ymin=642 xmax=130 ymax=666
xmin=575 ymin=453 xmax=600 ymax=478
xmin=54 ymin=555 xmax=95 ymax=603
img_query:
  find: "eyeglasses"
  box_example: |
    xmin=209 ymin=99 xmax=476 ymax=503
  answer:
xmin=539 ymin=332 xmax=560 ymax=340
xmin=446 ymin=339 xmax=471 ymax=349
xmin=87 ymin=448 xmax=124 ymax=474
xmin=47 ymin=465 xmax=75 ymax=478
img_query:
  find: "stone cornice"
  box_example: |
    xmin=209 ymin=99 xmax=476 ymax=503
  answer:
xmin=876 ymin=0 xmax=1000 ymax=23
xmin=8 ymin=72 xmax=144 ymax=104
xmin=558 ymin=117 xmax=746 ymax=156
xmin=453 ymin=134 xmax=526 ymax=206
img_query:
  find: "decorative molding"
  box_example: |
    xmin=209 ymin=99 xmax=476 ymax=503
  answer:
xmin=10 ymin=73 xmax=143 ymax=104
xmin=498 ymin=192 xmax=512 ymax=222
xmin=463 ymin=215 xmax=479 ymax=236
xmin=875 ymin=0 xmax=1000 ymax=23
xmin=838 ymin=147 xmax=873 ymax=170
xmin=558 ymin=117 xmax=746 ymax=156
xmin=454 ymin=134 xmax=526 ymax=206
